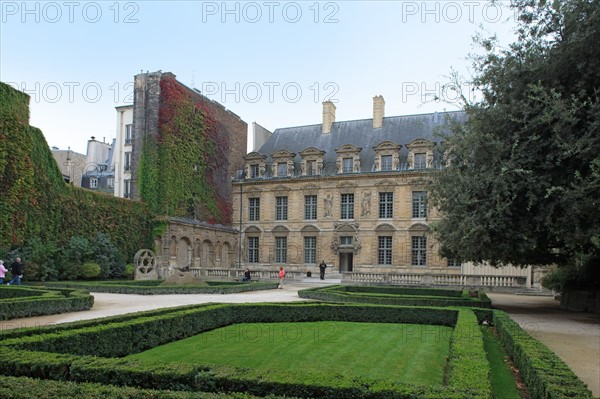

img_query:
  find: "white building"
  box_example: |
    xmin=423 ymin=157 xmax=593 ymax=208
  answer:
xmin=114 ymin=105 xmax=134 ymax=198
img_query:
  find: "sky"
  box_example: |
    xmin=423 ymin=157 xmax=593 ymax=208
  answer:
xmin=1 ymin=1 xmax=518 ymax=154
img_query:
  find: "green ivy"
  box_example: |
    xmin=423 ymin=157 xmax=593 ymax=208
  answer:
xmin=0 ymin=82 xmax=154 ymax=263
xmin=138 ymin=77 xmax=229 ymax=223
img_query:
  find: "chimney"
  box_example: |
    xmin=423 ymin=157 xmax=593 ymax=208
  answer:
xmin=322 ymin=101 xmax=336 ymax=134
xmin=373 ymin=95 xmax=385 ymax=129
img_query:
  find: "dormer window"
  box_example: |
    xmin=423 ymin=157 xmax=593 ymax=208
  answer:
xmin=243 ymin=152 xmax=268 ymax=180
xmin=381 ymin=155 xmax=392 ymax=171
xmin=335 ymin=144 xmax=362 ymax=174
xmin=277 ymin=163 xmax=288 ymax=177
xmin=372 ymin=141 xmax=401 ymax=172
xmin=406 ymin=139 xmax=435 ymax=170
xmin=343 ymin=158 xmax=353 ymax=173
xmin=299 ymin=147 xmax=326 ymax=177
xmin=414 ymin=153 xmax=427 ymax=169
xmin=270 ymin=150 xmax=297 ymax=178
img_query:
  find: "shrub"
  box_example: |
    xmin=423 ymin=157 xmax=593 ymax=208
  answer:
xmin=493 ymin=310 xmax=592 ymax=399
xmin=0 ymin=287 xmax=93 ymax=320
xmin=79 ymin=262 xmax=101 ymax=279
xmin=123 ymin=263 xmax=136 ymax=279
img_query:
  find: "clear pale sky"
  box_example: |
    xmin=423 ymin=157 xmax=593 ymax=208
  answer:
xmin=1 ymin=1 xmax=517 ymax=154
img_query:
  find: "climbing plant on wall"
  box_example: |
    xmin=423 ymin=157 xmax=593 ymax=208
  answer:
xmin=140 ymin=76 xmax=230 ymax=224
xmin=0 ymin=82 xmax=154 ymax=264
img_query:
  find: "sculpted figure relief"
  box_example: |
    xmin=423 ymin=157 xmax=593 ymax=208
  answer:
xmin=324 ymin=193 xmax=333 ymax=217
xmin=361 ymin=191 xmax=371 ymax=217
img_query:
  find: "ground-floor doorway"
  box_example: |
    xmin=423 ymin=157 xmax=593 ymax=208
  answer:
xmin=339 ymin=252 xmax=353 ymax=272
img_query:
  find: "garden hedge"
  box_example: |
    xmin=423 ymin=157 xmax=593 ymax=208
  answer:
xmin=298 ymin=285 xmax=492 ymax=308
xmin=0 ymin=301 xmax=589 ymax=398
xmin=493 ymin=310 xmax=592 ymax=399
xmin=0 ymin=302 xmax=494 ymax=398
xmin=0 ymin=286 xmax=93 ymax=320
xmin=0 ymin=375 xmax=294 ymax=399
xmin=43 ymin=280 xmax=279 ymax=295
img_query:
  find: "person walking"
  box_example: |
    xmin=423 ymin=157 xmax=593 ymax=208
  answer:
xmin=318 ymin=260 xmax=327 ymax=280
xmin=0 ymin=260 xmax=8 ymax=284
xmin=7 ymin=257 xmax=24 ymax=285
xmin=278 ymin=266 xmax=286 ymax=289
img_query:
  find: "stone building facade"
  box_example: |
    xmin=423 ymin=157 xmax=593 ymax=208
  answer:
xmin=232 ymin=97 xmax=469 ymax=275
xmin=131 ymin=71 xmax=248 ymax=219
xmin=153 ymin=217 xmax=239 ymax=273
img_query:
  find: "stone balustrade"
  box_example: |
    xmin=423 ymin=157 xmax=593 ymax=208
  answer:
xmin=190 ymin=268 xmax=304 ymax=281
xmin=344 ymin=272 xmax=527 ymax=292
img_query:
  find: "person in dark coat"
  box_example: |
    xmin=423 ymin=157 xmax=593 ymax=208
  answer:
xmin=242 ymin=268 xmax=251 ymax=282
xmin=318 ymin=260 xmax=327 ymax=280
xmin=7 ymin=257 xmax=24 ymax=285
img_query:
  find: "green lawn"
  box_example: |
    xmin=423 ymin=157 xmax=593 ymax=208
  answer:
xmin=481 ymin=326 xmax=522 ymax=399
xmin=127 ymin=321 xmax=452 ymax=385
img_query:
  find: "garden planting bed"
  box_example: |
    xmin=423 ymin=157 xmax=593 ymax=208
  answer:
xmin=0 ymin=286 xmax=93 ymax=320
xmin=0 ymin=302 xmax=590 ymax=398
xmin=43 ymin=280 xmax=279 ymax=295
xmin=298 ymin=285 xmax=492 ymax=308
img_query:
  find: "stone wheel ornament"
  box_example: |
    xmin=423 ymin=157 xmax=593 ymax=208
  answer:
xmin=133 ymin=249 xmax=157 ymax=276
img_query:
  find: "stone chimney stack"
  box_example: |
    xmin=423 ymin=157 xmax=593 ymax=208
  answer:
xmin=322 ymin=101 xmax=336 ymax=134
xmin=373 ymin=95 xmax=385 ymax=129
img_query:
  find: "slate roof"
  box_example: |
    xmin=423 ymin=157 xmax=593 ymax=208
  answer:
xmin=257 ymin=111 xmax=466 ymax=175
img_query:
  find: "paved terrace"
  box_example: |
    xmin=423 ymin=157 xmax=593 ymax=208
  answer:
xmin=1 ymin=281 xmax=598 ymax=397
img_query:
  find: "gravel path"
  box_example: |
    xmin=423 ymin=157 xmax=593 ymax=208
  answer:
xmin=1 ymin=286 xmax=597 ymax=396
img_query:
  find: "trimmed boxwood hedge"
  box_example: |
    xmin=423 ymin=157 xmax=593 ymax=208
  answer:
xmin=493 ymin=310 xmax=592 ymax=399
xmin=0 ymin=286 xmax=93 ymax=320
xmin=298 ymin=285 xmax=492 ymax=308
xmin=0 ymin=302 xmax=495 ymax=398
xmin=0 ymin=302 xmax=589 ymax=398
xmin=0 ymin=375 xmax=294 ymax=399
xmin=43 ymin=280 xmax=279 ymax=295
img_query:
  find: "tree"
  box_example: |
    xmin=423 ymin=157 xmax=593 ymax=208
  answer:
xmin=430 ymin=0 xmax=600 ymax=286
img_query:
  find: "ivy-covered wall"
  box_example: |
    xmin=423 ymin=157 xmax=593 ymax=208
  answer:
xmin=138 ymin=76 xmax=238 ymax=224
xmin=0 ymin=82 xmax=153 ymax=259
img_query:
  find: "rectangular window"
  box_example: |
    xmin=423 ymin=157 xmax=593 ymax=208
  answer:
xmin=340 ymin=193 xmax=354 ymax=219
xmin=277 ymin=162 xmax=287 ymax=177
xmin=306 ymin=160 xmax=313 ymax=176
xmin=414 ymin=153 xmax=427 ymax=169
xmin=250 ymin=164 xmax=259 ymax=178
xmin=304 ymin=195 xmax=317 ymax=220
xmin=248 ymin=237 xmax=259 ymax=263
xmin=124 ymin=179 xmax=131 ymax=199
xmin=107 ymin=177 xmax=114 ymax=188
xmin=340 ymin=236 xmax=353 ymax=246
xmin=249 ymin=198 xmax=260 ymax=221
xmin=378 ymin=236 xmax=393 ymax=265
xmin=275 ymin=237 xmax=287 ymax=263
xmin=343 ymin=157 xmax=353 ymax=173
xmin=381 ymin=155 xmax=392 ymax=171
xmin=447 ymin=259 xmax=461 ymax=267
xmin=275 ymin=196 xmax=288 ymax=221
xmin=304 ymin=236 xmax=317 ymax=264
xmin=379 ymin=192 xmax=394 ymax=218
xmin=124 ymin=152 xmax=132 ymax=172
xmin=412 ymin=191 xmax=428 ymax=218
xmin=90 ymin=178 xmax=98 ymax=189
xmin=412 ymin=236 xmax=427 ymax=266
xmin=311 ymin=161 xmax=318 ymax=175
xmin=125 ymin=124 xmax=133 ymax=144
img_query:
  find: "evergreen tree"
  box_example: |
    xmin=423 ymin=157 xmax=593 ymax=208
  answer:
xmin=431 ymin=0 xmax=600 ymax=286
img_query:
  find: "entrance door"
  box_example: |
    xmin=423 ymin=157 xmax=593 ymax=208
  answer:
xmin=339 ymin=252 xmax=353 ymax=272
